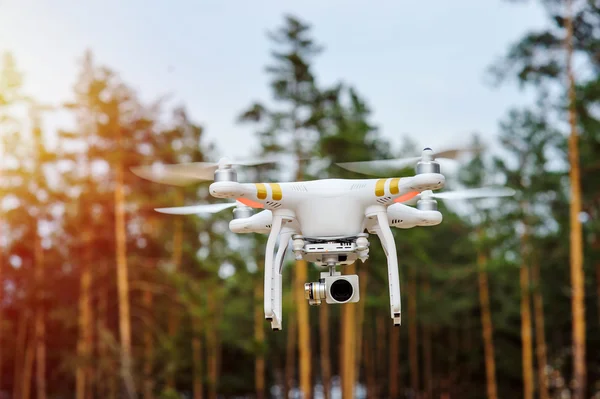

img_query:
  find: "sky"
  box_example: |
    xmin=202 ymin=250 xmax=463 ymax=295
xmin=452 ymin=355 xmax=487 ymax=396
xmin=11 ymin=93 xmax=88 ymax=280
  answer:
xmin=0 ymin=0 xmax=549 ymax=160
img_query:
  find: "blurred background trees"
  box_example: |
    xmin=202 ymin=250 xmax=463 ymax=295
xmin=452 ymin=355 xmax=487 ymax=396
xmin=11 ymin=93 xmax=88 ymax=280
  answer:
xmin=1 ymin=2 xmax=600 ymax=398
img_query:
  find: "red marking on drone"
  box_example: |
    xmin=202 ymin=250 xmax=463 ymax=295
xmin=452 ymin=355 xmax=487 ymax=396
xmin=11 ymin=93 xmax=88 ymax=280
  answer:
xmin=394 ymin=191 xmax=419 ymax=203
xmin=237 ymin=198 xmax=264 ymax=208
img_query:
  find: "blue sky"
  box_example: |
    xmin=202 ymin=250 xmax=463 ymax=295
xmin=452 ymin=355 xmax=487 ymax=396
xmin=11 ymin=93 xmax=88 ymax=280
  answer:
xmin=0 ymin=0 xmax=548 ymax=159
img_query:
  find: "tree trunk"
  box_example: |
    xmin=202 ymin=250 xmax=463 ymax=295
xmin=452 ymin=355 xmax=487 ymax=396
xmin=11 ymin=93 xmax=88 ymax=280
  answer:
xmin=408 ymin=265 xmax=419 ymax=396
xmin=565 ymin=1 xmax=586 ymax=397
xmin=115 ymin=161 xmax=135 ymax=398
xmin=389 ymin=324 xmax=400 ymax=399
xmin=207 ymin=291 xmax=220 ymax=399
xmin=447 ymin=326 xmax=458 ymax=398
xmin=477 ymin=251 xmax=498 ymax=399
xmin=532 ymin=260 xmax=549 ymax=399
xmin=295 ymin=259 xmax=312 ymax=398
xmin=319 ymin=304 xmax=331 ymax=399
xmin=13 ymin=312 xmax=28 ymax=399
xmin=34 ymin=231 xmax=47 ymax=399
xmin=143 ymin=289 xmax=154 ymax=399
xmin=76 ymin=229 xmax=93 ymax=399
xmin=520 ymin=263 xmax=534 ymax=399
xmin=192 ymin=314 xmax=204 ymax=399
xmin=597 ymin=261 xmax=600 ymax=327
xmin=341 ymin=263 xmax=357 ymax=399
xmin=423 ymin=302 xmax=432 ymax=398
xmin=375 ymin=314 xmax=386 ymax=396
xmin=0 ymin=206 xmax=3 ymax=392
xmin=285 ymin=296 xmax=297 ymax=398
xmin=97 ymin=259 xmax=115 ymax=399
xmin=364 ymin=324 xmax=377 ymax=399
xmin=254 ymin=271 xmax=266 ymax=399
xmin=22 ymin=328 xmax=35 ymax=399
xmin=167 ymin=206 xmax=183 ymax=390
xmin=355 ymin=265 xmax=369 ymax=381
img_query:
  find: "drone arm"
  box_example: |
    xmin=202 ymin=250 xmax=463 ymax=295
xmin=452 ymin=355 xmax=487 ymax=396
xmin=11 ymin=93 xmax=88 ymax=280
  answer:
xmin=372 ymin=210 xmax=402 ymax=326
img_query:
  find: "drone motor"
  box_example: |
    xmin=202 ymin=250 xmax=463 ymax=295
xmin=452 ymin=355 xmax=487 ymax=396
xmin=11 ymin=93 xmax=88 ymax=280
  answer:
xmin=416 ymin=147 xmax=441 ymax=175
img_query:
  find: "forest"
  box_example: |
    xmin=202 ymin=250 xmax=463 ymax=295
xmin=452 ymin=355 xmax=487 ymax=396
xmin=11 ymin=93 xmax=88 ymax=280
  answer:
xmin=1 ymin=1 xmax=600 ymax=399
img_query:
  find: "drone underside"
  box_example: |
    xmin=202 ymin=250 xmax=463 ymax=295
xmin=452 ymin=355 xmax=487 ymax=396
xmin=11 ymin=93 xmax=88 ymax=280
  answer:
xmin=131 ymin=147 xmax=515 ymax=331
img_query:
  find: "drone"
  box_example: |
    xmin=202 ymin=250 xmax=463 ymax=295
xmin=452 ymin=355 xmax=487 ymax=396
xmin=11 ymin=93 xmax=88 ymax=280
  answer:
xmin=131 ymin=147 xmax=515 ymax=331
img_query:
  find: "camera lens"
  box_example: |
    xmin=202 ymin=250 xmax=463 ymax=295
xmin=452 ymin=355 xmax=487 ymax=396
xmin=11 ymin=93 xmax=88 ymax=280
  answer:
xmin=329 ymin=279 xmax=354 ymax=303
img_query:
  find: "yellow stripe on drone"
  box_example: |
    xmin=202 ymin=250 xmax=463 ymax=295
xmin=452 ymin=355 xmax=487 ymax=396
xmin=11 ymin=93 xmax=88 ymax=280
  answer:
xmin=269 ymin=183 xmax=283 ymax=201
xmin=255 ymin=183 xmax=268 ymax=200
xmin=389 ymin=178 xmax=400 ymax=195
xmin=375 ymin=179 xmax=387 ymax=197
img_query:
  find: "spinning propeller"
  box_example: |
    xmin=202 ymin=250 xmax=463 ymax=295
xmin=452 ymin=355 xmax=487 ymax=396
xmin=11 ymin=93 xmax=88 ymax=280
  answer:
xmin=336 ymin=146 xmax=482 ymax=176
xmin=130 ymin=157 xmax=279 ymax=186
xmin=400 ymin=186 xmax=516 ymax=207
xmin=155 ymin=201 xmax=238 ymax=215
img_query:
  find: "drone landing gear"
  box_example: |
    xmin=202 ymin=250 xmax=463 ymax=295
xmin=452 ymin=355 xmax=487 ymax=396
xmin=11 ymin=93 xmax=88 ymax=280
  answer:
xmin=264 ymin=212 xmax=295 ymax=331
xmin=368 ymin=209 xmax=402 ymax=326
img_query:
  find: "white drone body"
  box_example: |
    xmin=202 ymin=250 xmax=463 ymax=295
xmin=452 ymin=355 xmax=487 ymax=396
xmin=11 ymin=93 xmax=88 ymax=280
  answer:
xmin=132 ymin=147 xmax=515 ymax=331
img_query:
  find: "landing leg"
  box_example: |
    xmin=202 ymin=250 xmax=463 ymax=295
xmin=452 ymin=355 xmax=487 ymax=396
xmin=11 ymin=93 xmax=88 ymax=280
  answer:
xmin=373 ymin=211 xmax=402 ymax=326
xmin=270 ymin=229 xmax=292 ymax=331
xmin=264 ymin=215 xmax=283 ymax=329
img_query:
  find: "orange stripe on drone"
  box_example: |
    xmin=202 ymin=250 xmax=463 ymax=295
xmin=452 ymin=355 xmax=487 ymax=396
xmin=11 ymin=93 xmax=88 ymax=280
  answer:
xmin=237 ymin=198 xmax=264 ymax=208
xmin=394 ymin=191 xmax=419 ymax=203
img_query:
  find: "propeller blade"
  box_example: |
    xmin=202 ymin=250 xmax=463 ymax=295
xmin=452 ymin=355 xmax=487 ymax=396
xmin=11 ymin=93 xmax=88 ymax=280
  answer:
xmin=336 ymin=146 xmax=481 ymax=176
xmin=131 ymin=157 xmax=280 ymax=186
xmin=336 ymin=157 xmax=421 ymax=175
xmin=155 ymin=202 xmax=236 ymax=215
xmin=435 ymin=145 xmax=484 ymax=159
xmin=131 ymin=163 xmax=216 ymax=186
xmin=432 ymin=187 xmax=516 ymax=200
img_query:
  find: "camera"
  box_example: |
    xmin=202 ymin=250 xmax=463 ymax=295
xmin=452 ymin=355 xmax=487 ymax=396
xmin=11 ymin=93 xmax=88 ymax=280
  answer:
xmin=304 ymin=272 xmax=360 ymax=306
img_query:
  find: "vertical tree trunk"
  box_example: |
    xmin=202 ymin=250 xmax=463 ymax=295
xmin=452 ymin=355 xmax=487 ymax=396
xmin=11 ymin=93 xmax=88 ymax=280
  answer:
xmin=520 ymin=262 xmax=534 ymax=399
xmin=206 ymin=291 xmax=220 ymax=399
xmin=13 ymin=312 xmax=28 ymax=399
xmin=364 ymin=324 xmax=377 ymax=398
xmin=22 ymin=330 xmax=35 ymax=399
xmin=389 ymin=325 xmax=400 ymax=399
xmin=34 ymin=230 xmax=47 ymax=399
xmin=341 ymin=263 xmax=357 ymax=399
xmin=0 ymin=208 xmax=3 ymax=392
xmin=115 ymin=161 xmax=135 ymax=398
xmin=375 ymin=315 xmax=386 ymax=396
xmin=143 ymin=289 xmax=154 ymax=399
xmin=97 ymin=259 xmax=115 ymax=399
xmin=596 ymin=261 xmax=600 ymax=327
xmin=76 ymin=228 xmax=93 ymax=399
xmin=285 ymin=274 xmax=297 ymax=399
xmin=477 ymin=251 xmax=498 ymax=399
xmin=296 ymin=259 xmax=311 ymax=398
xmin=423 ymin=278 xmax=433 ymax=399
xmin=192 ymin=315 xmax=204 ymax=399
xmin=254 ymin=269 xmax=266 ymax=399
xmin=355 ymin=265 xmax=369 ymax=381
xmin=408 ymin=265 xmax=419 ymax=396
xmin=447 ymin=326 xmax=458 ymax=398
xmin=532 ymin=260 xmax=549 ymax=399
xmin=319 ymin=304 xmax=331 ymax=399
xmin=167 ymin=204 xmax=183 ymax=390
xmin=565 ymin=1 xmax=586 ymax=397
